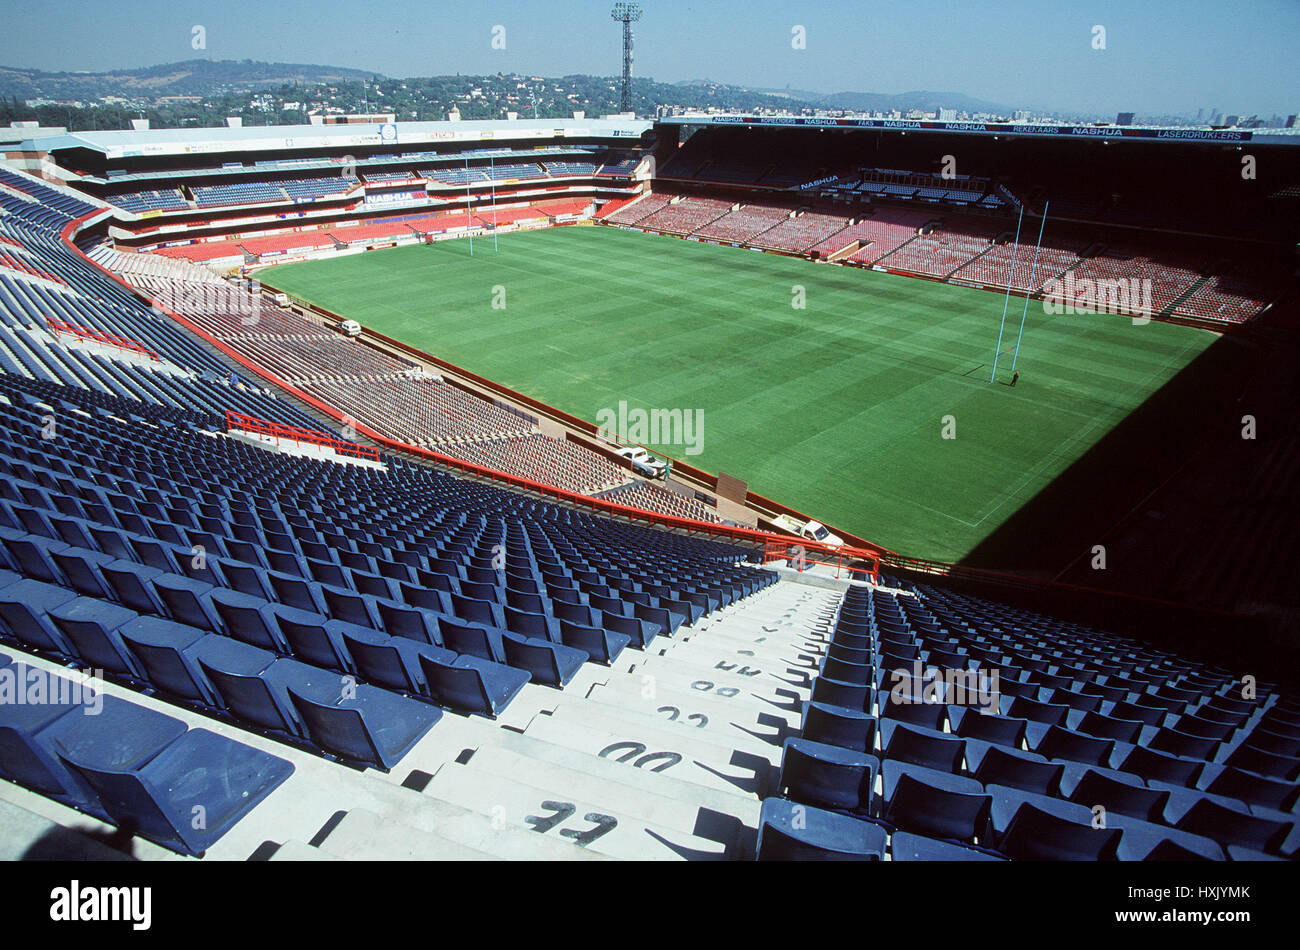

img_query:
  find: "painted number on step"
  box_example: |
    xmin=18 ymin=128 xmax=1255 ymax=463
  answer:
xmin=525 ymin=801 xmax=617 ymax=848
xmin=599 ymin=740 xmax=683 ymax=771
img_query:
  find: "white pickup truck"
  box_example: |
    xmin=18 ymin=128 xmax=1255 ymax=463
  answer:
xmin=771 ymin=515 xmax=844 ymax=548
xmin=613 ymin=446 xmax=667 ymax=479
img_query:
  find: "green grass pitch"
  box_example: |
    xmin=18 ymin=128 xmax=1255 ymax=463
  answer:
xmin=266 ymin=225 xmax=1215 ymax=562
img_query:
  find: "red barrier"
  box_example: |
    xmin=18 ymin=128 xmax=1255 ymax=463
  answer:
xmin=224 ymin=410 xmax=380 ymax=461
xmin=45 ymin=315 xmax=160 ymax=361
xmin=763 ymin=538 xmax=881 ymax=583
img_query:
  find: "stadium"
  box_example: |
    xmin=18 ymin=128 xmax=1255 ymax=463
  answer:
xmin=0 ymin=24 xmax=1299 ymax=875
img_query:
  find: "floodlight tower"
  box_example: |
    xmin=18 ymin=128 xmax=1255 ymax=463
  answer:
xmin=610 ymin=3 xmax=643 ymax=114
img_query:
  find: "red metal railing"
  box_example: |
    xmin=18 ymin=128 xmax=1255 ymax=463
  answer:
xmin=224 ymin=410 xmax=380 ymax=462
xmin=763 ymin=538 xmax=881 ymax=583
xmin=45 ymin=315 xmax=160 ymax=361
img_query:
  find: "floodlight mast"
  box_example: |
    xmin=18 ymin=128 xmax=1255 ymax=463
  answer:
xmin=611 ymin=3 xmax=643 ymax=114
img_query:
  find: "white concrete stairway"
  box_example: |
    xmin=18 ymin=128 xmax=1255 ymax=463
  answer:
xmin=399 ymin=578 xmax=843 ymax=859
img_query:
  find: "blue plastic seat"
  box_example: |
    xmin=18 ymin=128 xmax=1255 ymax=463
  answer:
xmin=880 ymin=721 xmax=965 ymax=773
xmin=890 ymin=830 xmax=1005 ymax=861
xmin=557 ymin=618 xmax=629 ymax=665
xmin=49 ymin=596 xmax=144 ymax=676
xmin=98 ymin=558 xmax=168 ymax=615
xmin=599 ymin=610 xmax=658 ymax=648
xmin=198 ymin=655 xmax=325 ymax=737
xmin=1065 ymin=768 xmax=1169 ymax=822
xmin=449 ymin=592 xmax=502 ymax=628
xmin=0 ymin=667 xmax=91 ymax=805
xmin=756 ymin=798 xmax=885 ymax=861
xmin=997 ymin=798 xmax=1121 ymax=860
xmin=0 ymin=578 xmax=79 ymax=653
xmin=220 ymin=561 xmax=276 ymax=601
xmin=503 ymin=604 xmax=559 ymax=643
xmin=417 ymin=653 xmax=529 ymax=718
xmin=274 ymin=606 xmax=356 ymax=673
xmin=1115 ymin=745 xmax=1204 ymax=788
xmin=950 ymin=705 xmax=1027 ymax=747
xmin=1075 ymin=710 xmax=1144 ymax=744
xmin=152 ymin=573 xmax=223 ymax=631
xmin=340 ymin=627 xmax=454 ymax=693
xmin=810 ymin=676 xmax=872 ymax=713
xmin=880 ymin=760 xmax=992 ymax=843
xmin=821 ymin=654 xmax=874 ymax=687
xmin=287 ymin=683 xmax=442 ymax=770
xmin=399 ymin=583 xmax=452 ymax=615
xmin=969 ymin=742 xmax=1064 ymax=796
xmin=1027 ymin=723 xmax=1115 ymax=766
xmin=210 ymin=588 xmax=289 ymax=651
xmin=800 ymin=700 xmax=876 ymax=753
xmin=267 ymin=570 xmax=327 ymax=614
xmin=779 ymin=736 xmax=879 ymax=813
xmin=501 ymin=632 xmax=586 ymax=687
xmin=0 ymin=530 xmax=66 ymax=583
xmin=117 ymin=615 xmax=218 ymax=704
xmin=56 ymin=727 xmax=294 ymax=855
xmin=439 ymin=618 xmax=507 ymax=663
xmin=375 ymin=598 xmax=443 ymax=645
xmin=1174 ymin=797 xmax=1295 ymax=855
xmin=633 ymin=602 xmax=682 ymax=636
xmin=50 ymin=547 xmax=115 ymax=598
xmin=1224 ymin=743 xmax=1300 ymax=782
xmin=38 ymin=693 xmax=189 ymax=818
xmin=321 ymin=583 xmax=383 ymax=629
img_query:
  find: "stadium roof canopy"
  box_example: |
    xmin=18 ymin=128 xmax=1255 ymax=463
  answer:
xmin=659 ymin=113 xmax=1300 ymax=145
xmin=21 ymin=117 xmax=654 ymax=159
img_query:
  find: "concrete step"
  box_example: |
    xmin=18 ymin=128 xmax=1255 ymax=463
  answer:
xmin=585 ymin=678 xmax=798 ymax=743
xmin=573 ymin=690 xmax=787 ymax=755
xmin=312 ymin=808 xmax=494 ymax=861
xmin=0 ymin=797 xmax=135 ymax=861
xmin=462 ymin=745 xmax=756 ymax=855
xmin=660 ymin=633 xmax=824 ymax=669
xmin=474 ymin=724 xmax=761 ymax=814
xmin=267 ymin=839 xmax=339 ymax=861
xmin=525 ymin=707 xmax=776 ymax=797
xmin=626 ymin=651 xmax=816 ymax=699
xmin=423 ymin=761 xmax=730 ymax=859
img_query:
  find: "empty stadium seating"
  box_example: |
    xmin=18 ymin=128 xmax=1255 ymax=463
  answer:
xmin=759 ymin=582 xmax=1300 ymax=860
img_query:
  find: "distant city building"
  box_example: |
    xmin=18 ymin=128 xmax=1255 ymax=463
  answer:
xmin=938 ymin=107 xmax=956 ymax=121
xmin=1013 ymin=109 xmax=1030 ymax=121
xmin=1287 ymin=115 xmax=1297 ymax=129
xmin=1116 ymin=112 xmax=1135 ymax=126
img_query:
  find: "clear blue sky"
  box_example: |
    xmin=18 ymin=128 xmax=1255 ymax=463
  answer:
xmin=3 ymin=0 xmax=1297 ymax=115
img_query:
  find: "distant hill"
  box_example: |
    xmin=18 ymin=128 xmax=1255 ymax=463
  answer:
xmin=748 ymin=86 xmax=1015 ymax=116
xmin=0 ymin=59 xmax=380 ymax=100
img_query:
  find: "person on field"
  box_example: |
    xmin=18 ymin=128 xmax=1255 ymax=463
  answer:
xmin=1011 ymin=370 xmax=1020 ymax=387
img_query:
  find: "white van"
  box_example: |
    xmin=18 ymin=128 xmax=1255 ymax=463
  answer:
xmin=339 ymin=319 xmax=362 ymax=338
xmin=613 ymin=446 xmax=667 ymax=479
xmin=273 ymin=292 xmax=290 ymax=306
xmin=772 ymin=515 xmax=844 ymax=548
